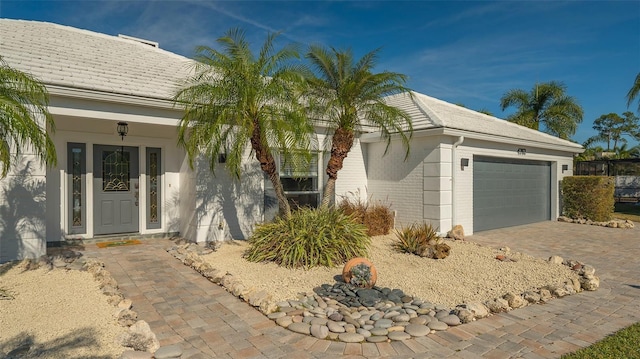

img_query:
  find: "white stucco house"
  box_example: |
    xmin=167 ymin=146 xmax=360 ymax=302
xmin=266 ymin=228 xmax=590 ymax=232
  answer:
xmin=0 ymin=19 xmax=583 ymax=263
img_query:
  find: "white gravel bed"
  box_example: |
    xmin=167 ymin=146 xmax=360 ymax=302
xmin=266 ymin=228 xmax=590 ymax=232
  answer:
xmin=0 ymin=262 xmax=125 ymax=358
xmin=201 ymin=235 xmax=579 ymax=308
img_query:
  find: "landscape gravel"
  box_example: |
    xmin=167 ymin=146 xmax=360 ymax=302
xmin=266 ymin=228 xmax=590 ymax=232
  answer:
xmin=0 ymin=262 xmax=125 ymax=358
xmin=201 ymin=234 xmax=580 ymax=308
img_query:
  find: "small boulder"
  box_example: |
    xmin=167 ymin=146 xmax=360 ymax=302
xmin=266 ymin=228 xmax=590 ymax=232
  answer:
xmin=580 ymin=276 xmax=600 ymax=291
xmin=117 ymin=309 xmax=139 ymax=327
xmin=503 ymin=293 xmax=526 ymax=309
xmin=484 ymin=298 xmax=510 ymax=313
xmin=119 ymin=320 xmax=160 ymax=353
xmin=447 ymin=225 xmax=465 ymax=240
xmin=465 ymin=302 xmax=490 ymax=319
xmin=548 ymin=255 xmax=564 ymax=265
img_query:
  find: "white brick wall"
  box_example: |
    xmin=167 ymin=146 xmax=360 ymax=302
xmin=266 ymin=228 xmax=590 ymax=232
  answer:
xmin=367 ymin=136 xmax=443 ymax=228
xmin=365 ymin=134 xmax=576 ymax=237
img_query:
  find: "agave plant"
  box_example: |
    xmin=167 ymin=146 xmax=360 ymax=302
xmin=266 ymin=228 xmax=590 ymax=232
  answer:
xmin=393 ymin=222 xmax=451 ymax=259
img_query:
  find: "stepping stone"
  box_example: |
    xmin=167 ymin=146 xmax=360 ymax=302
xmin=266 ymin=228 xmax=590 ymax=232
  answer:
xmin=310 ymin=317 xmax=328 ymax=325
xmin=288 ymin=322 xmax=311 ymax=335
xmin=310 ymin=324 xmax=329 ymax=339
xmin=276 ymin=316 xmax=292 ymax=327
xmin=327 ymin=321 xmax=345 ymax=333
xmin=440 ymin=314 xmax=462 ymax=326
xmin=388 ymin=326 xmax=405 ymax=332
xmin=388 ymin=331 xmax=411 ymax=341
xmin=383 ymin=311 xmax=401 ymax=319
xmin=366 ymin=335 xmax=389 ymax=343
xmin=374 ymin=319 xmax=393 ymax=328
xmin=154 ymin=345 xmax=182 ymax=359
xmin=392 ymin=313 xmax=411 ymax=322
xmin=339 ymin=333 xmax=365 ymax=343
xmin=428 ymin=320 xmax=449 ymax=331
xmin=370 ymin=327 xmax=388 ymax=336
xmin=404 ymin=324 xmax=430 ymax=337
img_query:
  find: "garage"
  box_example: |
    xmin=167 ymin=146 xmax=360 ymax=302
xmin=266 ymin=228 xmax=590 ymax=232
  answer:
xmin=473 ymin=156 xmax=551 ymax=232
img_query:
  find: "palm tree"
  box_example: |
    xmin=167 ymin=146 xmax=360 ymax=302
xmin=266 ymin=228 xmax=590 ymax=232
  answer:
xmin=304 ymin=46 xmax=413 ymax=208
xmin=174 ymin=28 xmax=313 ymax=220
xmin=613 ymin=143 xmax=633 ymax=160
xmin=0 ymin=57 xmax=56 ymax=177
xmin=627 ymin=72 xmax=640 ymax=113
xmin=500 ymin=81 xmax=583 ymax=140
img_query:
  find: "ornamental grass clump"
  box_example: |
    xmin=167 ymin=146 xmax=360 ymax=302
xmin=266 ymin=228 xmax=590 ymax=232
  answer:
xmin=393 ymin=222 xmax=451 ymax=259
xmin=338 ymin=194 xmax=394 ymax=236
xmin=244 ymin=207 xmax=370 ymax=268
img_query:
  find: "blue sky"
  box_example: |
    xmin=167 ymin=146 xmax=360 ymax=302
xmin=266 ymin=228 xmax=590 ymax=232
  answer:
xmin=2 ymin=1 xmax=639 ymax=145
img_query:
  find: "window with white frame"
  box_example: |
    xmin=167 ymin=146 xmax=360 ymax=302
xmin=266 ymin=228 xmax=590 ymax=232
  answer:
xmin=279 ymin=152 xmax=319 ymax=209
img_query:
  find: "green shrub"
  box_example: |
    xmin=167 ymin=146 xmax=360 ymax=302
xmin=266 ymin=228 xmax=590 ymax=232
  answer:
xmin=244 ymin=207 xmax=370 ymax=268
xmin=338 ymin=194 xmax=394 ymax=236
xmin=562 ymin=176 xmax=614 ymax=222
xmin=393 ymin=222 xmax=440 ymax=256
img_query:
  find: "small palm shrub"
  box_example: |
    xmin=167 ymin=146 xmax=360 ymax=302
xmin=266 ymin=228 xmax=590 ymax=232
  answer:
xmin=393 ymin=223 xmax=451 ymax=259
xmin=244 ymin=207 xmax=370 ymax=268
xmin=338 ymin=194 xmax=394 ymax=236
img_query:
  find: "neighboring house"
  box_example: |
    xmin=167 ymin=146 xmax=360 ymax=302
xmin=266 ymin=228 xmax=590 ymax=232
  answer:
xmin=0 ymin=19 xmax=583 ymax=263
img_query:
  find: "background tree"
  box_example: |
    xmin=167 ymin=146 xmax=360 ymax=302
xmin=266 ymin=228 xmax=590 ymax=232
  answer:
xmin=500 ymin=81 xmax=583 ymax=139
xmin=175 ymin=28 xmax=313 ymax=220
xmin=586 ymin=112 xmax=639 ymax=151
xmin=304 ymin=46 xmax=413 ymax=208
xmin=627 ymin=72 xmax=640 ymax=113
xmin=0 ymin=57 xmax=56 ymax=177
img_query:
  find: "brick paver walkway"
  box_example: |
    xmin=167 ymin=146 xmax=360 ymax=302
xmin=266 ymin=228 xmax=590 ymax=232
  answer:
xmin=82 ymin=221 xmax=640 ymax=358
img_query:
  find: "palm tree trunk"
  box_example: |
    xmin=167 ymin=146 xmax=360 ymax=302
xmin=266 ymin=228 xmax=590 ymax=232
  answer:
xmin=321 ymin=127 xmax=354 ymax=208
xmin=250 ymin=120 xmax=291 ymax=219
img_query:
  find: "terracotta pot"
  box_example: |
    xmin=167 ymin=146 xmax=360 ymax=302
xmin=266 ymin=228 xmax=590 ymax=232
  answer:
xmin=342 ymin=257 xmax=377 ymax=288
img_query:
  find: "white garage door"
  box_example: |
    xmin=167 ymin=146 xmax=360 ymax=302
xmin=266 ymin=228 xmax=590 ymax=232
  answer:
xmin=473 ymin=156 xmax=551 ymax=232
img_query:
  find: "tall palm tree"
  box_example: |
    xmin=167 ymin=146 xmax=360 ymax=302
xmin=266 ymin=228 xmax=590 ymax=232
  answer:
xmin=627 ymin=72 xmax=640 ymax=113
xmin=0 ymin=57 xmax=56 ymax=177
xmin=500 ymin=81 xmax=583 ymax=140
xmin=174 ymin=28 xmax=313 ymax=220
xmin=305 ymin=46 xmax=413 ymax=208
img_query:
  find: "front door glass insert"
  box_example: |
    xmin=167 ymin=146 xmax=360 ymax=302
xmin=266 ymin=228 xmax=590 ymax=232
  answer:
xmin=102 ymin=150 xmax=130 ymax=192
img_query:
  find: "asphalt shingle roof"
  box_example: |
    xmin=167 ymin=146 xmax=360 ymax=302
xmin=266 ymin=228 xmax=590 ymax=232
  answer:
xmin=384 ymin=92 xmax=583 ymax=151
xmin=0 ymin=19 xmax=193 ymax=101
xmin=0 ymin=19 xmax=583 ymax=151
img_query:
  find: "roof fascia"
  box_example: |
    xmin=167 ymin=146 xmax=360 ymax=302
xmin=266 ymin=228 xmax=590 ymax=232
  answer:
xmin=442 ymin=128 xmax=585 ymax=154
xmin=361 ymin=127 xmax=584 ymax=154
xmin=47 ymin=85 xmax=178 ymax=110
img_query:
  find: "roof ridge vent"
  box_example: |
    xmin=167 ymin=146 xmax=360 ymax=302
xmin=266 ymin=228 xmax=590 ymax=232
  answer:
xmin=118 ymin=34 xmax=159 ymax=48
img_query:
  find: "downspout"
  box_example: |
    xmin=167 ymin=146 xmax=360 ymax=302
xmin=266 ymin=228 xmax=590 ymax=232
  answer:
xmin=451 ymin=136 xmax=465 ymax=228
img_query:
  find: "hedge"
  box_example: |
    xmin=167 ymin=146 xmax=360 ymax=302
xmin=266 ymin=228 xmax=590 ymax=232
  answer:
xmin=561 ymin=176 xmax=614 ymax=222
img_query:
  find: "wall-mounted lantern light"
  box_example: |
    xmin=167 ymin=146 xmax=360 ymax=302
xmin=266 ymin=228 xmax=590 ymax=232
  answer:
xmin=517 ymin=148 xmax=526 ymax=155
xmin=117 ymin=122 xmax=129 ymax=141
xmin=461 ymin=158 xmax=469 ymax=170
xmin=562 ymin=164 xmax=569 ymax=173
